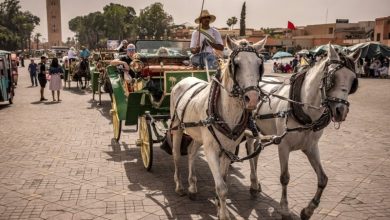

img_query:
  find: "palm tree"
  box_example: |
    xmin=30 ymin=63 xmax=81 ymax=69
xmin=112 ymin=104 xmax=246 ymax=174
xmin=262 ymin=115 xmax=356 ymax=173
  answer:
xmin=230 ymin=16 xmax=238 ymax=29
xmin=34 ymin=33 xmax=41 ymax=50
xmin=226 ymin=18 xmax=233 ymax=30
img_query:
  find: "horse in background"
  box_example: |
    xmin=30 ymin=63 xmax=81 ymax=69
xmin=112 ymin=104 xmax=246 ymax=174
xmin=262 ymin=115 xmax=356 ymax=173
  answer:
xmin=246 ymin=44 xmax=361 ymax=219
xmin=74 ymin=58 xmax=90 ymax=89
xmin=169 ymin=35 xmax=266 ymax=220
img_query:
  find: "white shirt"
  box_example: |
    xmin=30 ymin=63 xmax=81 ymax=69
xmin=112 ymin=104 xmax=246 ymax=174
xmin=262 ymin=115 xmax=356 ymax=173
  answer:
xmin=68 ymin=49 xmax=77 ymax=59
xmin=190 ymin=27 xmax=223 ymax=54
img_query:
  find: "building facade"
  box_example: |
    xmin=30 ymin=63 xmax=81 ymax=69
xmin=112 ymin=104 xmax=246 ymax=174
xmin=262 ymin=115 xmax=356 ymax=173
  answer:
xmin=46 ymin=0 xmax=62 ymax=46
xmin=374 ymin=16 xmax=390 ymax=46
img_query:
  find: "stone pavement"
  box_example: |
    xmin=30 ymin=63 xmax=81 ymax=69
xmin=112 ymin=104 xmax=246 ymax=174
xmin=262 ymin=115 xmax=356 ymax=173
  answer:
xmin=0 ymin=64 xmax=389 ymax=220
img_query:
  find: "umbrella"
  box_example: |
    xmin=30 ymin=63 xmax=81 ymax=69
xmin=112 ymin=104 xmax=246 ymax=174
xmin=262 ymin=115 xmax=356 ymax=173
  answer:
xmin=272 ymin=51 xmax=293 ymax=59
xmin=310 ymin=44 xmax=345 ymax=55
xmin=346 ymin=42 xmax=390 ymax=59
xmin=296 ymin=49 xmax=310 ymax=55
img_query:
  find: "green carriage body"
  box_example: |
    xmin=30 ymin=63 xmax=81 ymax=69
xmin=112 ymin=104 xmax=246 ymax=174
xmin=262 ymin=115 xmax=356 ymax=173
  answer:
xmin=107 ymin=65 xmax=215 ymax=126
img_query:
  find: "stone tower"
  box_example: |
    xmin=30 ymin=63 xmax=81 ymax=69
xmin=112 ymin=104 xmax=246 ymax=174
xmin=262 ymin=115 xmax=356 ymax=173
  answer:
xmin=46 ymin=0 xmax=62 ymax=46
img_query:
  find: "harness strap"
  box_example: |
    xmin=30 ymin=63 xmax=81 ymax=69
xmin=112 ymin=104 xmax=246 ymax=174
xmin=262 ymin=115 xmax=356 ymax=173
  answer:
xmin=171 ymin=83 xmax=208 ymax=130
xmin=257 ymin=110 xmax=291 ymax=120
xmin=171 ymin=82 xmax=205 ymax=130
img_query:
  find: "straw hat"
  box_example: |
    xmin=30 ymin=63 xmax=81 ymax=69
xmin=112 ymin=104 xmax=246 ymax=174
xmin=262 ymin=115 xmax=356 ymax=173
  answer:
xmin=195 ymin=10 xmax=216 ymax=24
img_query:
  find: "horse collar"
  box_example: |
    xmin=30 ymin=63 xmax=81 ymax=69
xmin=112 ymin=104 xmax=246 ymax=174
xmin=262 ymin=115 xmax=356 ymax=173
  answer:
xmin=207 ymin=79 xmax=249 ymax=140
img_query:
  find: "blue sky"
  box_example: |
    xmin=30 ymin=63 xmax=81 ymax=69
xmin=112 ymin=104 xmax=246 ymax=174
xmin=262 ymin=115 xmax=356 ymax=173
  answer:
xmin=19 ymin=0 xmax=390 ymax=41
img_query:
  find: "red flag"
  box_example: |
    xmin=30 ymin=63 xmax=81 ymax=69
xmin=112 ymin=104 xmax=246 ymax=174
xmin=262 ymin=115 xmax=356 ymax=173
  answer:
xmin=287 ymin=21 xmax=296 ymax=30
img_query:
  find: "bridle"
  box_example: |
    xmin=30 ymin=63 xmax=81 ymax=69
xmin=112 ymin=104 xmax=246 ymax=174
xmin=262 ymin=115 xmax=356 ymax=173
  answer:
xmin=226 ymin=46 xmax=264 ymax=98
xmin=320 ymin=58 xmax=357 ymax=108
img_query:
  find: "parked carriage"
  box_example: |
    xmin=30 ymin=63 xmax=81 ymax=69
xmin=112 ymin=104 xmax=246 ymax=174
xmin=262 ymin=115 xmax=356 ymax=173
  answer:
xmin=0 ymin=50 xmax=15 ymax=104
xmin=90 ymin=50 xmax=117 ymax=104
xmin=107 ymin=39 xmax=215 ymax=170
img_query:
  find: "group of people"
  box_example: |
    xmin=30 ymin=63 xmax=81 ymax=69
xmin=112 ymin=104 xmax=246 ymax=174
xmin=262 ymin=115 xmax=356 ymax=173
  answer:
xmin=28 ymin=56 xmax=63 ymax=102
xmin=26 ymin=46 xmax=92 ymax=102
xmin=361 ymin=57 xmax=389 ymax=78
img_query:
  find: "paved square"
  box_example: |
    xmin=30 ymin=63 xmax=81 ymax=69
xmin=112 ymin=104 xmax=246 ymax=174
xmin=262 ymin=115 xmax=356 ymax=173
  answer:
xmin=0 ymin=65 xmax=389 ymax=219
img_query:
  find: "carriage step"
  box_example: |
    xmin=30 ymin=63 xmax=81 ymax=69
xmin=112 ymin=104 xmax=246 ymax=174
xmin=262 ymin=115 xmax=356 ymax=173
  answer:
xmin=135 ymin=139 xmax=142 ymax=147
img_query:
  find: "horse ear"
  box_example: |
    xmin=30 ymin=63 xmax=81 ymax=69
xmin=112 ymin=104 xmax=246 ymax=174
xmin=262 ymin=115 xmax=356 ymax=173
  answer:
xmin=226 ymin=35 xmax=239 ymax=51
xmin=327 ymin=43 xmax=339 ymax=61
xmin=253 ymin=35 xmax=267 ymax=52
xmin=348 ymin=48 xmax=361 ymax=63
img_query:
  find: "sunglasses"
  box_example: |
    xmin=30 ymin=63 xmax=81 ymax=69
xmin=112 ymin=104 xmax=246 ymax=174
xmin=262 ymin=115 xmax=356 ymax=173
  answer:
xmin=127 ymin=49 xmax=135 ymax=52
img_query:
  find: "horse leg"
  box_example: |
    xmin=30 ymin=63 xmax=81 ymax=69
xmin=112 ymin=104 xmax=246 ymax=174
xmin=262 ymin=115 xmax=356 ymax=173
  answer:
xmin=204 ymin=143 xmax=230 ymax=220
xmin=246 ymin=138 xmax=261 ymax=197
xmin=188 ymin=141 xmax=201 ymax=200
xmin=278 ymin=144 xmax=292 ymax=220
xmin=301 ymin=145 xmax=328 ymax=220
xmin=172 ymin=129 xmax=185 ymax=196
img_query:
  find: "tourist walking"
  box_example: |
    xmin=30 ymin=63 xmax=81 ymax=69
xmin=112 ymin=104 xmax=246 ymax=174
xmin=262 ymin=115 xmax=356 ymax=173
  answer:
xmin=28 ymin=59 xmax=38 ymax=86
xmin=37 ymin=56 xmax=48 ymax=101
xmin=48 ymin=58 xmax=63 ymax=102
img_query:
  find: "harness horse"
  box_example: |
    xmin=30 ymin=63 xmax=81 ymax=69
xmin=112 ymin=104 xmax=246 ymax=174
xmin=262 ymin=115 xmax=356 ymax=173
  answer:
xmin=246 ymin=44 xmax=361 ymax=219
xmin=74 ymin=58 xmax=90 ymax=89
xmin=169 ymin=35 xmax=266 ymax=220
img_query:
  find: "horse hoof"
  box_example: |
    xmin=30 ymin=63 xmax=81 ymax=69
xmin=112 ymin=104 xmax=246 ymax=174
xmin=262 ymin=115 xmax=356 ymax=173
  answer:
xmin=188 ymin=192 xmax=197 ymax=201
xmin=281 ymin=214 xmax=292 ymax=220
xmin=249 ymin=188 xmax=260 ymax=198
xmin=300 ymin=208 xmax=311 ymax=220
xmin=175 ymin=189 xmax=186 ymax=197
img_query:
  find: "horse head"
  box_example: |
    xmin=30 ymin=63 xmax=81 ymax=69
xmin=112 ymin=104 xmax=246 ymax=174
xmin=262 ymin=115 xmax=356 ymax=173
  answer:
xmin=323 ymin=43 xmax=361 ymax=122
xmin=225 ymin=35 xmax=267 ymax=110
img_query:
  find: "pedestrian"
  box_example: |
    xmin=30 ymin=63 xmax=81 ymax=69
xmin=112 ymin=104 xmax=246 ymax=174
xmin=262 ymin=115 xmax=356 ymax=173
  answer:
xmin=19 ymin=53 xmax=25 ymax=67
xmin=37 ymin=56 xmax=48 ymax=101
xmin=48 ymin=58 xmax=64 ymax=102
xmin=28 ymin=59 xmax=38 ymax=86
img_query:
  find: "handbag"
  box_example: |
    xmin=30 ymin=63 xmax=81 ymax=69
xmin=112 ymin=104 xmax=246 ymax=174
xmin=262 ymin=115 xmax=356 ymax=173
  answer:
xmin=46 ymin=73 xmax=51 ymax=81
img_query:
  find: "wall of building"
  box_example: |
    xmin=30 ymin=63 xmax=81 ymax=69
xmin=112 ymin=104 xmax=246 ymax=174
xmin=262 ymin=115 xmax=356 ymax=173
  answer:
xmin=374 ymin=16 xmax=390 ymax=46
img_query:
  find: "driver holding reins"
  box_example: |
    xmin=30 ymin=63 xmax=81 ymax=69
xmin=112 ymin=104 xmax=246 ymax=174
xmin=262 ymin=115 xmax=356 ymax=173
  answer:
xmin=190 ymin=10 xmax=224 ymax=69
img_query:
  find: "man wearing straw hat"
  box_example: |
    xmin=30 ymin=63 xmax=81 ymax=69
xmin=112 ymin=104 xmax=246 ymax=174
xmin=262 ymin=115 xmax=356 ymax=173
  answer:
xmin=190 ymin=10 xmax=223 ymax=69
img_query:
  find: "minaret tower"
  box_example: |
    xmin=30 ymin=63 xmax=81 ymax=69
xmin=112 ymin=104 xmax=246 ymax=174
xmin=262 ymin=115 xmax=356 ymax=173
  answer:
xmin=46 ymin=0 xmax=62 ymax=46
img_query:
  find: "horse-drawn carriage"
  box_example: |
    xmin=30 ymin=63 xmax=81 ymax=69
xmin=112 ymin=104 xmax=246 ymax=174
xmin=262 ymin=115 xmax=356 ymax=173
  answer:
xmin=107 ymin=39 xmax=216 ymax=170
xmin=63 ymin=56 xmax=92 ymax=89
xmin=90 ymin=50 xmax=117 ymax=104
xmin=0 ymin=50 xmax=15 ymax=104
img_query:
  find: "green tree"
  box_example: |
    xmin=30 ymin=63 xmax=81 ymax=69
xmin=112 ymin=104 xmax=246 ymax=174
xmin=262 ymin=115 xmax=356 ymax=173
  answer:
xmin=135 ymin=3 xmax=173 ymax=39
xmin=0 ymin=0 xmax=40 ymax=51
xmin=240 ymin=2 xmax=246 ymax=36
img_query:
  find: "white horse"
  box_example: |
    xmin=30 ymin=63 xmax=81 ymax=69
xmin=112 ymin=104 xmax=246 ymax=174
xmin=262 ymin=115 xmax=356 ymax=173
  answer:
xmin=169 ymin=35 xmax=266 ymax=220
xmin=246 ymin=44 xmax=361 ymax=219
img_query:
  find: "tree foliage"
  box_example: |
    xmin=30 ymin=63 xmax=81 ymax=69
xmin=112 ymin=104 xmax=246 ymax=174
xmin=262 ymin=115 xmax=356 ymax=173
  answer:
xmin=135 ymin=3 xmax=173 ymax=39
xmin=226 ymin=16 xmax=238 ymax=30
xmin=68 ymin=2 xmax=173 ymax=48
xmin=0 ymin=0 xmax=40 ymax=51
xmin=240 ymin=2 xmax=246 ymax=36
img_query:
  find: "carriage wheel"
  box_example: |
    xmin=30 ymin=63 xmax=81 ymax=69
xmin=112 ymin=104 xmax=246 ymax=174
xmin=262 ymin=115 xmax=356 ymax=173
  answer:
xmin=139 ymin=116 xmax=153 ymax=171
xmin=111 ymin=96 xmax=122 ymax=142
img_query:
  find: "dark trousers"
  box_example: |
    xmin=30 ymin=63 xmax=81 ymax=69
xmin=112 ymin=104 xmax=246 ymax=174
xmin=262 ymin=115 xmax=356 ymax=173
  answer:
xmin=30 ymin=73 xmax=38 ymax=86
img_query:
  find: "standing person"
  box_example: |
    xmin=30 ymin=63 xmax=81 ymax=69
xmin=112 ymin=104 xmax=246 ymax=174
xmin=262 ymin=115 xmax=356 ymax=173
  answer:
xmin=48 ymin=58 xmax=64 ymax=102
xmin=28 ymin=59 xmax=38 ymax=86
xmin=190 ymin=10 xmax=224 ymax=69
xmin=19 ymin=52 xmax=25 ymax=67
xmin=37 ymin=56 xmax=48 ymax=101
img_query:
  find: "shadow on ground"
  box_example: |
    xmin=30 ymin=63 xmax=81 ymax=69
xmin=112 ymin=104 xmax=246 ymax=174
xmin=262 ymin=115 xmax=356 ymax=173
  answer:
xmin=104 ymin=140 xmax=299 ymax=219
